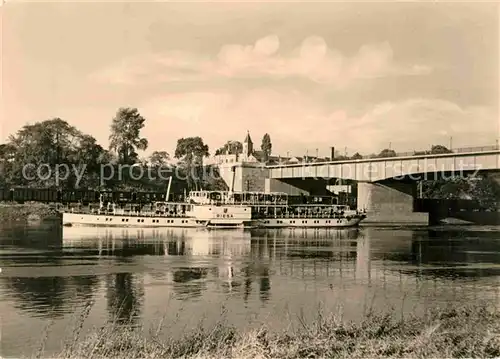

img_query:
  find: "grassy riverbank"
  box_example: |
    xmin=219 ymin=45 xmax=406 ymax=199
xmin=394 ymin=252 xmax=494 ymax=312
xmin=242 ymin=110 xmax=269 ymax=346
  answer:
xmin=40 ymin=303 xmax=500 ymax=359
xmin=0 ymin=202 xmax=59 ymax=223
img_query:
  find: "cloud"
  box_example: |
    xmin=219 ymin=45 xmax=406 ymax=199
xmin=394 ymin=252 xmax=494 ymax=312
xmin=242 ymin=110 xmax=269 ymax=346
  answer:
xmin=138 ymin=89 xmax=497 ymax=156
xmin=90 ymin=35 xmax=432 ymax=86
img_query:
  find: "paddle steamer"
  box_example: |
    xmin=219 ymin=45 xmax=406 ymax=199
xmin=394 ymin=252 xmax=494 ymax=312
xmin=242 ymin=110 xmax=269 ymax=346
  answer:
xmin=61 ymin=179 xmax=366 ymax=229
xmin=61 ymin=178 xmax=253 ymax=229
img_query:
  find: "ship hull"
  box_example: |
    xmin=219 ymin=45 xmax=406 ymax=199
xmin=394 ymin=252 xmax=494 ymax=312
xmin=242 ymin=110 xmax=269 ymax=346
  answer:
xmin=256 ymin=216 xmax=365 ymax=229
xmin=62 ymin=212 xmax=202 ymax=228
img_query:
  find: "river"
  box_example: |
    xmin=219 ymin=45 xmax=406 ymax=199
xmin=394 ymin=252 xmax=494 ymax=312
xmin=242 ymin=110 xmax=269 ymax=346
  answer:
xmin=1 ymin=222 xmax=500 ymax=357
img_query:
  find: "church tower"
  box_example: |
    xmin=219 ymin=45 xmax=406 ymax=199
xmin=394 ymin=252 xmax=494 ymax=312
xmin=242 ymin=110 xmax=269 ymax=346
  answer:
xmin=242 ymin=130 xmax=253 ymax=159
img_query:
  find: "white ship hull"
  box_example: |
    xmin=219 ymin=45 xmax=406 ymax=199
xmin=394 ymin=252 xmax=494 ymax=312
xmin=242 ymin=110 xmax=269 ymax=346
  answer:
xmin=61 ymin=204 xmax=255 ymax=229
xmin=62 ymin=212 xmax=203 ymax=228
xmin=256 ymin=216 xmax=365 ymax=228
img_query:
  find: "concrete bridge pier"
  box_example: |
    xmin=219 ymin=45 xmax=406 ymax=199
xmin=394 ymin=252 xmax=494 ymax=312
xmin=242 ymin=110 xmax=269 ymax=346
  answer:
xmin=357 ymin=180 xmax=428 ymax=225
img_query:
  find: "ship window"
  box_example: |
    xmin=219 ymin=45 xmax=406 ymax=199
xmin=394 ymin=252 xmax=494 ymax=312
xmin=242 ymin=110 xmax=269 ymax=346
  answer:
xmin=137 ymin=219 xmax=140 ymax=222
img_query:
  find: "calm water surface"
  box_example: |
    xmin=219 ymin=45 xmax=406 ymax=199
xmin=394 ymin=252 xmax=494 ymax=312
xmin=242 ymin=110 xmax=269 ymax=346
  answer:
xmin=1 ymin=222 xmax=500 ymax=357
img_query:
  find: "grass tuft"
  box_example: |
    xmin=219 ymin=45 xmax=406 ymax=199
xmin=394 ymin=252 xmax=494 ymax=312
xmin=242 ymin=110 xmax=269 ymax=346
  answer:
xmin=33 ymin=302 xmax=500 ymax=359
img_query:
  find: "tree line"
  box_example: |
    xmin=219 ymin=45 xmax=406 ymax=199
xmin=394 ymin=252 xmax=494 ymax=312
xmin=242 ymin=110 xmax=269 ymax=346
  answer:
xmin=0 ymin=107 xmax=498 ymax=208
xmin=0 ymin=108 xmax=225 ymax=192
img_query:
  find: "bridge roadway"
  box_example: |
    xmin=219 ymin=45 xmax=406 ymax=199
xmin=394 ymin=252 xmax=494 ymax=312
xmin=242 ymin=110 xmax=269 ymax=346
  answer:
xmin=267 ymin=147 xmax=500 ymax=182
xmin=218 ymin=145 xmax=500 ymax=225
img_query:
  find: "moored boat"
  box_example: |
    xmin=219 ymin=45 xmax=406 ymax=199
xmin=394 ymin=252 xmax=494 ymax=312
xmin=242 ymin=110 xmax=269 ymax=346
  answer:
xmin=186 ymin=189 xmax=366 ymax=229
xmin=61 ymin=178 xmax=254 ymax=229
xmin=216 ymin=191 xmax=366 ymax=229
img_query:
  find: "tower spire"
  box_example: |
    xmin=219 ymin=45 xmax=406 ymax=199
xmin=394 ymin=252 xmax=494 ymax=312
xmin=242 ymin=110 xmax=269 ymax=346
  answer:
xmin=243 ymin=130 xmax=253 ymax=158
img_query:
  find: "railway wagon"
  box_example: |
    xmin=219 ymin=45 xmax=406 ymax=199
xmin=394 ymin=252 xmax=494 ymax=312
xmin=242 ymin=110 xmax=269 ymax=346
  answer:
xmin=1 ymin=187 xmax=175 ymax=204
xmin=0 ymin=188 xmax=13 ymax=202
xmin=10 ymin=188 xmax=59 ymax=203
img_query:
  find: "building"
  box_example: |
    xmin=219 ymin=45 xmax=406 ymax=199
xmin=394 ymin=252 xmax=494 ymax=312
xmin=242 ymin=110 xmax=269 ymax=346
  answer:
xmin=212 ymin=131 xmax=288 ymax=165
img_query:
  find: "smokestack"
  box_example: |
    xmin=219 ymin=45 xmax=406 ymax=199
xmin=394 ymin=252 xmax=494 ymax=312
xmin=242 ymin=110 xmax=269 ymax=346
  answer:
xmin=330 ymin=147 xmax=335 ymax=160
xmin=229 ymin=165 xmax=236 ymax=194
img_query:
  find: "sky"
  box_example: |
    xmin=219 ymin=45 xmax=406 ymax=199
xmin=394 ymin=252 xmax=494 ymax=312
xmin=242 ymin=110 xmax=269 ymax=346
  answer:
xmin=1 ymin=1 xmax=499 ymax=158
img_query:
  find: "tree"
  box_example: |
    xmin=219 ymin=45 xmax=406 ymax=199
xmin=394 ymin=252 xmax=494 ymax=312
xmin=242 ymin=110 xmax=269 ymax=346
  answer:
xmin=430 ymin=145 xmax=453 ymax=154
xmin=149 ymin=151 xmax=170 ymax=167
xmin=174 ymin=137 xmax=209 ymax=190
xmin=414 ymin=150 xmax=430 ymax=156
xmin=351 ymin=152 xmax=363 ymax=160
xmin=377 ymin=149 xmax=397 ymax=158
xmin=469 ymin=175 xmax=500 ymax=210
xmin=261 ymin=133 xmax=272 ymax=162
xmin=215 ymin=141 xmax=243 ymax=155
xmin=3 ymin=118 xmax=107 ymax=188
xmin=421 ymin=175 xmax=500 ymax=209
xmin=109 ymin=108 xmax=148 ymax=165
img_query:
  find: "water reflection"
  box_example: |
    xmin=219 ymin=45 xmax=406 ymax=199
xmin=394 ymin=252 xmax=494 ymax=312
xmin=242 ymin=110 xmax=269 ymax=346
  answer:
xmin=2 ymin=223 xmax=500 ymax=358
xmin=408 ymin=229 xmax=500 ymax=279
xmin=172 ymin=268 xmax=209 ymax=299
xmin=106 ymin=272 xmax=144 ymax=325
xmin=0 ymin=223 xmax=100 ymax=318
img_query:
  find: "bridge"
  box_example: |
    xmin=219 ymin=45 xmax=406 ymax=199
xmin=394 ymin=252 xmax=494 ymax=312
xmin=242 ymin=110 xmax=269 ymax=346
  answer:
xmin=217 ymin=145 xmax=500 ymax=224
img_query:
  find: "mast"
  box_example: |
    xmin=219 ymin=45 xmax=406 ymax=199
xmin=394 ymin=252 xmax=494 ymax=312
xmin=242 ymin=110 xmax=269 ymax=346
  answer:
xmin=166 ymin=176 xmax=173 ymax=202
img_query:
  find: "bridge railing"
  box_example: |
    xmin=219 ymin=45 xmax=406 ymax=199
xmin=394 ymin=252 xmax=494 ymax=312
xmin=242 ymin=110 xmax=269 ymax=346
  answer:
xmin=279 ymin=144 xmax=500 ymax=164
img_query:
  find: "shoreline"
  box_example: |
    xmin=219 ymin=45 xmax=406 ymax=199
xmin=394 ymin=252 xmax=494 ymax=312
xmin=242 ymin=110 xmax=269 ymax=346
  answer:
xmin=31 ymin=303 xmax=500 ymax=359
xmin=0 ymin=202 xmax=60 ymax=223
